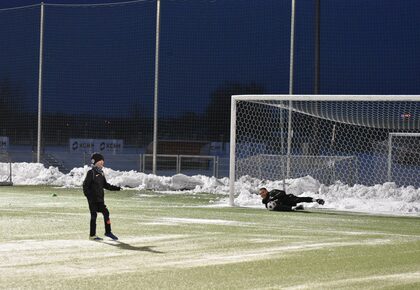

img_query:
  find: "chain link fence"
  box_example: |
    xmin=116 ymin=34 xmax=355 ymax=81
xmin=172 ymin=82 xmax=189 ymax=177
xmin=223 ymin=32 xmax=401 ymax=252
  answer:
xmin=1 ymin=0 xmax=420 ymax=177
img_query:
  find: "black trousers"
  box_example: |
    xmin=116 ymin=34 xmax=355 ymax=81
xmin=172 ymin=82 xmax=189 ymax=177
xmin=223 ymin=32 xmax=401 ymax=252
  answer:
xmin=275 ymin=196 xmax=314 ymax=211
xmin=288 ymin=196 xmax=314 ymax=206
xmin=87 ymin=200 xmax=111 ymax=236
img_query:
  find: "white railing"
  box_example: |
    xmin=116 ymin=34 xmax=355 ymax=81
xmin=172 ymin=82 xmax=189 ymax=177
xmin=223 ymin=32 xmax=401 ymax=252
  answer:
xmin=140 ymin=154 xmax=219 ymax=177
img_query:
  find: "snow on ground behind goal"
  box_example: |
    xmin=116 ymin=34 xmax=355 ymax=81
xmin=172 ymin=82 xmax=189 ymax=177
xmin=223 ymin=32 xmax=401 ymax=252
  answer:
xmin=1 ymin=162 xmax=420 ymax=216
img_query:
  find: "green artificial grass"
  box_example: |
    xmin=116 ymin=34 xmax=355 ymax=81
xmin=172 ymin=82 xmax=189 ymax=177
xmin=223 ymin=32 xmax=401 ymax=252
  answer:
xmin=1 ymin=186 xmax=420 ymax=289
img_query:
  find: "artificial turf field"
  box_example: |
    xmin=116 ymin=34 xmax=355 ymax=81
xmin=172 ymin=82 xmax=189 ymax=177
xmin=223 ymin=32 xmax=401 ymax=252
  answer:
xmin=1 ymin=186 xmax=420 ymax=289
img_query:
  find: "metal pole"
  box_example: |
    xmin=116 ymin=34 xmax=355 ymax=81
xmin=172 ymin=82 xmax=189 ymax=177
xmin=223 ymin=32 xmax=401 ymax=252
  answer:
xmin=310 ymin=0 xmax=321 ymax=157
xmin=330 ymin=124 xmax=336 ymax=183
xmin=229 ymin=97 xmax=237 ymax=206
xmin=176 ymin=155 xmax=180 ymax=174
xmin=9 ymin=161 xmax=12 ymax=183
xmin=281 ymin=112 xmax=285 ymax=189
xmin=152 ymin=0 xmax=161 ymax=175
xmin=37 ymin=2 xmax=45 ymax=163
xmin=286 ymin=0 xmax=296 ymax=180
xmin=314 ymin=0 xmax=320 ymax=94
xmin=139 ymin=154 xmax=142 ymax=172
xmin=387 ymin=134 xmax=392 ymax=182
xmin=289 ymin=0 xmax=295 ymax=96
xmin=214 ymin=156 xmax=219 ymax=178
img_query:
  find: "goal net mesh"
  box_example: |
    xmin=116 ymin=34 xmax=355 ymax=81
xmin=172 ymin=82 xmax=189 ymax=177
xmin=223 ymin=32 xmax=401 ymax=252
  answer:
xmin=0 ymin=152 xmax=12 ymax=185
xmin=233 ymin=96 xmax=420 ymax=188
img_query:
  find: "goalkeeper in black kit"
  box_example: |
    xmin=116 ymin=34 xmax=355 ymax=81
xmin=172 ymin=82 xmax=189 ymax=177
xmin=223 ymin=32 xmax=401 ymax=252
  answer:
xmin=83 ymin=153 xmax=121 ymax=241
xmin=259 ymin=187 xmax=325 ymax=211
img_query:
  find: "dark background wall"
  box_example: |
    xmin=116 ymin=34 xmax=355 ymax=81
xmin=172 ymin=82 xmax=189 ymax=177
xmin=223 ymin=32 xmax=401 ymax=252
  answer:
xmin=1 ymin=0 xmax=419 ymax=153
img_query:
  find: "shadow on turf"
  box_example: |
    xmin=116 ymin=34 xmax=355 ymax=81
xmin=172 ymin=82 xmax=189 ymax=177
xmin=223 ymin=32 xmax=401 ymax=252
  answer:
xmin=102 ymin=241 xmax=164 ymax=253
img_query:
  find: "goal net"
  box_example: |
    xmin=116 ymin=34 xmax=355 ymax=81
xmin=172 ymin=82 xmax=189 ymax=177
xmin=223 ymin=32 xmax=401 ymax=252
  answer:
xmin=0 ymin=153 xmax=13 ymax=186
xmin=229 ymin=95 xmax=420 ymax=205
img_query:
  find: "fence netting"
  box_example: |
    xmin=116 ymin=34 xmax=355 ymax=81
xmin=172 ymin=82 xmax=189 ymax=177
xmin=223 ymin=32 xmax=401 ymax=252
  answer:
xmin=1 ymin=0 xmax=420 ymax=177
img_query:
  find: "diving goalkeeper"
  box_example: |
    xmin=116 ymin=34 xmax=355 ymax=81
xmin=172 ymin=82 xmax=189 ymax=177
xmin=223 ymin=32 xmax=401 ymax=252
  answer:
xmin=259 ymin=187 xmax=324 ymax=211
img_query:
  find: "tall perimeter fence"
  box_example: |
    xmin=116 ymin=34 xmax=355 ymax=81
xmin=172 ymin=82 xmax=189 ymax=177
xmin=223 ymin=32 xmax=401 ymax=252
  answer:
xmin=1 ymin=0 xmax=420 ymax=178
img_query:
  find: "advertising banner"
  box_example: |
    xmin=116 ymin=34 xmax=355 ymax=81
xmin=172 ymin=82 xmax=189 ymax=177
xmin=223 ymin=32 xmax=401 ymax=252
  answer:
xmin=70 ymin=138 xmax=123 ymax=153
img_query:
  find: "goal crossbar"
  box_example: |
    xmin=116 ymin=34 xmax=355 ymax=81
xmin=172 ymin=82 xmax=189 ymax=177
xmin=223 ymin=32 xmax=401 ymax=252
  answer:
xmin=232 ymin=94 xmax=420 ymax=102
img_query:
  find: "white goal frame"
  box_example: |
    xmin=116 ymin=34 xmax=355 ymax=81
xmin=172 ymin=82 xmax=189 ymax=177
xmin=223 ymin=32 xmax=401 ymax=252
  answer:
xmin=229 ymin=95 xmax=420 ymax=206
xmin=0 ymin=160 xmax=13 ymax=186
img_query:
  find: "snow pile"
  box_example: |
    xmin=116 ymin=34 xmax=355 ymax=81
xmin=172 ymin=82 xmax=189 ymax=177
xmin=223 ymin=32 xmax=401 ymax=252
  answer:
xmin=1 ymin=163 xmax=64 ymax=185
xmin=1 ymin=162 xmax=420 ymax=216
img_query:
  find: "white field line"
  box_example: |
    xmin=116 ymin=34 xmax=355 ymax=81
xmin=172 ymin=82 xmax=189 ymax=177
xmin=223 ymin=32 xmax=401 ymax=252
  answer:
xmin=0 ymin=235 xmax=187 ymax=272
xmin=157 ymin=239 xmax=392 ymax=269
xmin=0 ymin=237 xmax=392 ymax=280
xmin=281 ymin=272 xmax=420 ymax=290
xmin=4 ymin=231 xmax=84 ymax=239
xmin=144 ymin=217 xmax=420 ymax=239
xmin=143 ymin=217 xmax=259 ymax=227
xmin=0 ymin=208 xmax=87 ymax=217
xmin=322 ymin=229 xmax=420 ymax=239
xmin=151 ymin=217 xmax=255 ymax=226
xmin=141 ymin=217 xmax=420 ymax=243
xmin=0 ymin=234 xmax=200 ymax=279
xmin=0 ymin=235 xmax=185 ymax=253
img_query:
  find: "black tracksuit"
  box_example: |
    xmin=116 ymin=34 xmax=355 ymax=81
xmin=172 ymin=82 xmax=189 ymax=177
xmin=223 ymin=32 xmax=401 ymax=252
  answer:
xmin=83 ymin=166 xmax=120 ymax=236
xmin=262 ymin=189 xmax=314 ymax=211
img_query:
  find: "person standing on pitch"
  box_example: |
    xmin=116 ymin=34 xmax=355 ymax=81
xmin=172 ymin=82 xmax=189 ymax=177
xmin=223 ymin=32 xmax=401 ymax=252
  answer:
xmin=259 ymin=187 xmax=325 ymax=211
xmin=83 ymin=153 xmax=121 ymax=241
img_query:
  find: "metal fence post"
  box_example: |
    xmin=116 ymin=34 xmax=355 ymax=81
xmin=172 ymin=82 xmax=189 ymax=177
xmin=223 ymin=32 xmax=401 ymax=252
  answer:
xmin=387 ymin=134 xmax=393 ymax=182
xmin=139 ymin=154 xmax=142 ymax=172
xmin=215 ymin=156 xmax=219 ymax=178
xmin=152 ymin=0 xmax=161 ymax=175
xmin=176 ymin=155 xmax=180 ymax=174
xmin=286 ymin=0 xmax=296 ymax=181
xmin=37 ymin=2 xmax=45 ymax=163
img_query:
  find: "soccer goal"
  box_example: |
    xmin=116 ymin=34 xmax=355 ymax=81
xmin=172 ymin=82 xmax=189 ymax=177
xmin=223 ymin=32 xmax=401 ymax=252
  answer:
xmin=229 ymin=95 xmax=420 ymax=205
xmin=0 ymin=153 xmax=13 ymax=186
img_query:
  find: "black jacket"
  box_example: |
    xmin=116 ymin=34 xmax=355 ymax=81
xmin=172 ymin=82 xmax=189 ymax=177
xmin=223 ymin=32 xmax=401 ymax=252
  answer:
xmin=83 ymin=167 xmax=120 ymax=202
xmin=262 ymin=189 xmax=298 ymax=211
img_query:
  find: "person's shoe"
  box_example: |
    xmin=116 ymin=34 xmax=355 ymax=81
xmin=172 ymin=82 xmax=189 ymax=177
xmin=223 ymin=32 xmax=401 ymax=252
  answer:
xmin=293 ymin=205 xmax=304 ymax=210
xmin=316 ymin=199 xmax=325 ymax=205
xmin=89 ymin=235 xmax=103 ymax=241
xmin=104 ymin=232 xmax=118 ymax=240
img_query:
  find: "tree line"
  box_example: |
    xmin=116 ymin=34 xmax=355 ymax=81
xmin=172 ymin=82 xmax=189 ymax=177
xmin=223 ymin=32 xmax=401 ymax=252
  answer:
xmin=0 ymin=79 xmax=266 ymax=147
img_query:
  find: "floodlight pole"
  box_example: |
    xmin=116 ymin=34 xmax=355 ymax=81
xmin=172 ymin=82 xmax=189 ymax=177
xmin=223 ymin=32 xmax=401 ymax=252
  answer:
xmin=152 ymin=0 xmax=161 ymax=175
xmin=289 ymin=0 xmax=296 ymax=96
xmin=37 ymin=2 xmax=45 ymax=163
xmin=314 ymin=0 xmax=320 ymax=94
xmin=286 ymin=0 xmax=296 ymax=184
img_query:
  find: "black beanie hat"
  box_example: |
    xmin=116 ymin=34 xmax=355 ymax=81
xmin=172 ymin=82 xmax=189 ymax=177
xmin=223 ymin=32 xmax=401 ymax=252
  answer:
xmin=91 ymin=153 xmax=104 ymax=165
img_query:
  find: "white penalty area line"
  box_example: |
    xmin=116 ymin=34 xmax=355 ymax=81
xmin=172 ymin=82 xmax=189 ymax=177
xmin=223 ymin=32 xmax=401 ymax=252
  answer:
xmin=158 ymin=239 xmax=392 ymax=269
xmin=280 ymin=272 xmax=420 ymax=290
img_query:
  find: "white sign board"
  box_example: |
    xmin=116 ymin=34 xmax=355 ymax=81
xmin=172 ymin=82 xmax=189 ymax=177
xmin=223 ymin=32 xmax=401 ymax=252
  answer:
xmin=70 ymin=138 xmax=123 ymax=153
xmin=0 ymin=136 xmax=9 ymax=152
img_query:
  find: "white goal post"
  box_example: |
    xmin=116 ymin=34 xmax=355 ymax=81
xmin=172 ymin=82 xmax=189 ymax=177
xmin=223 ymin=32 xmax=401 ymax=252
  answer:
xmin=229 ymin=95 xmax=420 ymax=206
xmin=0 ymin=153 xmax=13 ymax=186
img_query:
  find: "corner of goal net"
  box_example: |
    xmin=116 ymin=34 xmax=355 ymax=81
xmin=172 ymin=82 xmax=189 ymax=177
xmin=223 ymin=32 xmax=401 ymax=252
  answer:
xmin=0 ymin=181 xmax=13 ymax=186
